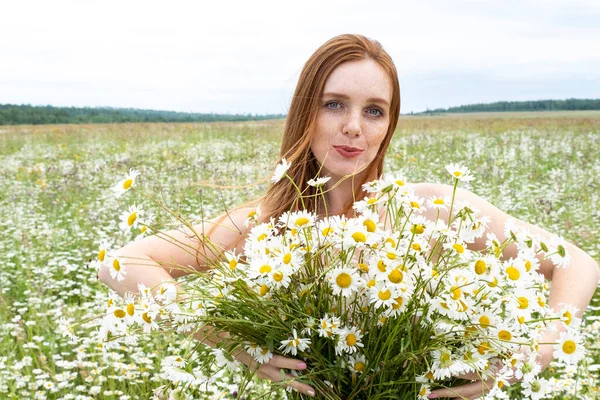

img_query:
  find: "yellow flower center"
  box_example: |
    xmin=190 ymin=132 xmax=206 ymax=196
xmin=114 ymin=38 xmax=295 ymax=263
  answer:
xmin=453 ymin=243 xmax=465 ymax=254
xmin=517 ymin=297 xmax=529 ymax=309
xmin=440 ymin=352 xmax=451 ymax=363
xmin=123 ymin=179 xmax=133 ymax=190
xmin=388 ymin=269 xmax=403 ymax=284
xmin=563 ymin=310 xmax=572 ymax=325
xmin=273 ymin=271 xmax=284 ymax=282
xmin=377 ymin=260 xmax=387 ymax=272
xmin=392 ymin=296 xmax=403 ymax=309
xmin=498 ymin=330 xmax=512 ymax=341
xmin=378 ymin=289 xmax=391 ymax=301
xmin=479 ymin=316 xmax=490 ymax=328
xmin=410 ymin=201 xmax=420 ymax=209
xmin=478 ymin=342 xmax=491 ymax=355
xmin=474 ymin=260 xmax=486 ymax=275
xmin=411 ymin=224 xmax=424 ymax=234
xmin=247 ymin=210 xmax=256 ymax=218
xmin=386 ymin=252 xmax=396 ymax=260
xmin=433 ymin=198 xmax=445 ymax=205
xmin=506 ymin=266 xmax=520 ymax=280
xmin=385 ymin=238 xmax=396 ymax=247
xmin=283 ymin=253 xmax=292 ymax=264
xmin=257 ymin=233 xmax=267 ymax=241
xmin=127 ymin=212 xmax=137 ymax=226
xmin=142 ymin=312 xmax=152 ymax=324
xmin=419 ymin=387 xmax=427 ymax=396
xmin=113 ymin=309 xmax=126 ymax=318
xmin=98 ymin=249 xmax=106 ymax=262
xmin=295 ymin=217 xmax=309 ymax=226
xmin=359 ymin=263 xmax=369 ymax=272
xmin=112 ymin=259 xmax=121 ymax=271
xmin=367 ymin=279 xmax=376 ymax=287
xmin=411 ymin=243 xmax=422 ymax=251
xmin=453 ymin=171 xmax=462 ymax=177
xmin=562 ymin=340 xmax=576 ymax=354
xmin=367 ymin=198 xmax=378 ymax=205
xmin=352 ymin=232 xmax=366 ymax=243
xmin=322 ymin=227 xmax=334 ymax=236
xmin=229 ymin=259 xmax=237 ymax=270
xmin=450 ymin=286 xmax=461 ymax=300
xmin=336 ymin=273 xmax=352 ymax=288
xmin=395 ymin=179 xmax=405 ymax=186
xmin=363 ymin=219 xmax=376 ymax=233
xmin=525 ymin=260 xmax=532 ymax=272
xmin=346 ymin=334 xmax=357 ymax=346
xmin=259 ymin=284 xmax=269 ymax=296
xmin=259 ymin=265 xmax=272 ymax=274
xmin=354 ymin=362 xmax=365 ymax=372
xmin=126 ymin=303 xmax=135 ymax=316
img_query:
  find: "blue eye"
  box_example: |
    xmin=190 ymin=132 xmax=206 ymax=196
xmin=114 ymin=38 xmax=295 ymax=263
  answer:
xmin=368 ymin=108 xmax=383 ymax=117
xmin=326 ymin=101 xmax=341 ymax=110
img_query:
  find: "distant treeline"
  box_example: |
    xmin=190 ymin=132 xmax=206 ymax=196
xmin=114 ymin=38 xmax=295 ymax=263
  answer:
xmin=0 ymin=104 xmax=285 ymax=125
xmin=418 ymin=98 xmax=600 ymax=114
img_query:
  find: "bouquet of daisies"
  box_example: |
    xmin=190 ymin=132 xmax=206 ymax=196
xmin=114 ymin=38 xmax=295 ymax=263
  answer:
xmin=93 ymin=164 xmax=584 ymax=400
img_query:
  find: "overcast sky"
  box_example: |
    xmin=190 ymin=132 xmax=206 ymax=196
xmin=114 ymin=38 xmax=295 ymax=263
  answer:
xmin=1 ymin=0 xmax=599 ymax=114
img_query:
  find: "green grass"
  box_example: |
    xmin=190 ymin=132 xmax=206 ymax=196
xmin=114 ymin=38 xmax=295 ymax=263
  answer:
xmin=0 ymin=115 xmax=598 ymax=399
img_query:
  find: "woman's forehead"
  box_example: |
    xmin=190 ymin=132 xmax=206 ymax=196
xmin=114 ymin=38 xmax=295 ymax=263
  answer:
xmin=322 ymin=59 xmax=392 ymax=103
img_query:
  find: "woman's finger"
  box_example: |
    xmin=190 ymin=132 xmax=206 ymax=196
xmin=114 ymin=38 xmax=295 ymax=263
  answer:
xmin=268 ymin=354 xmax=308 ymax=370
xmin=256 ymin=365 xmax=315 ymax=397
xmin=429 ymin=379 xmax=492 ymax=399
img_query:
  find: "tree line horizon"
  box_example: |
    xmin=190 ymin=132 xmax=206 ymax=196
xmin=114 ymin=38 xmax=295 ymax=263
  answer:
xmin=0 ymin=98 xmax=598 ymax=125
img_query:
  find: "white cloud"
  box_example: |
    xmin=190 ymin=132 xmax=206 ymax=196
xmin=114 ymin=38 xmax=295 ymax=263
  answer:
xmin=0 ymin=0 xmax=598 ymax=113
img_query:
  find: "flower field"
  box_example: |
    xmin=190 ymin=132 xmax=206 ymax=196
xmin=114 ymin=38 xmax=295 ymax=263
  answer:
xmin=1 ymin=112 xmax=599 ymax=399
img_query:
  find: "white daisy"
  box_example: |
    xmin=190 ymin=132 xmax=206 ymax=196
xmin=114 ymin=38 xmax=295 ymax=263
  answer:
xmin=307 ymin=176 xmax=331 ymax=187
xmin=335 ymin=326 xmax=364 ymax=355
xmin=119 ymin=204 xmax=144 ymax=232
xmin=113 ymin=168 xmax=141 ymax=197
xmin=279 ymin=329 xmax=311 ymax=356
xmin=553 ymin=331 xmax=585 ymax=364
xmin=327 ymin=267 xmax=363 ymax=298
xmin=271 ymin=157 xmax=291 ymax=183
xmin=445 ymin=163 xmax=475 ymax=182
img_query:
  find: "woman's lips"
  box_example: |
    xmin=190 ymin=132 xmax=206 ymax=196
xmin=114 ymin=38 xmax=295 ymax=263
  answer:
xmin=334 ymin=145 xmax=363 ymax=158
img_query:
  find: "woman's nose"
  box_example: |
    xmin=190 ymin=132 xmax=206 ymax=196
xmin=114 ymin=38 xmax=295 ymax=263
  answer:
xmin=343 ymin=111 xmax=361 ymax=137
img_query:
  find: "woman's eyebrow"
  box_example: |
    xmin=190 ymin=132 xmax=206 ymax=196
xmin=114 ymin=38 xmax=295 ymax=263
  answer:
xmin=322 ymin=92 xmax=390 ymax=106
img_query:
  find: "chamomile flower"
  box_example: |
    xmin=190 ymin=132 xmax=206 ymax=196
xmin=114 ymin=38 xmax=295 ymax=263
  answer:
xmin=335 ymin=326 xmax=364 ymax=355
xmin=547 ymin=237 xmax=571 ymax=268
xmin=244 ymin=204 xmax=262 ymax=228
xmin=279 ymin=329 xmax=311 ymax=356
xmin=307 ymin=176 xmax=331 ymax=187
xmin=553 ymin=331 xmax=585 ymax=364
xmin=427 ymin=195 xmax=449 ymax=210
xmin=327 ymin=267 xmax=363 ymax=298
xmin=113 ymin=168 xmax=141 ymax=197
xmin=106 ymin=252 xmax=126 ymax=281
xmin=318 ymin=315 xmax=342 ymax=338
xmin=558 ymin=304 xmax=581 ymax=330
xmin=347 ymin=354 xmax=367 ymax=374
xmin=271 ymin=158 xmax=291 ymax=183
xmin=254 ymin=346 xmax=274 ymax=364
xmin=119 ymin=204 xmax=144 ymax=231
xmin=445 ymin=163 xmax=475 ymax=182
xmin=369 ymin=282 xmax=399 ymax=309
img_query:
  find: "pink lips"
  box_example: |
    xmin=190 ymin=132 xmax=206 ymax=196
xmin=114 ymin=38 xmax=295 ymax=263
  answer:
xmin=334 ymin=145 xmax=363 ymax=158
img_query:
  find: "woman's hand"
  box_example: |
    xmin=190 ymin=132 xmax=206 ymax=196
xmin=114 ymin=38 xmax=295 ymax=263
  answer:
xmin=428 ymin=372 xmax=495 ymax=399
xmin=234 ymin=350 xmax=316 ymax=397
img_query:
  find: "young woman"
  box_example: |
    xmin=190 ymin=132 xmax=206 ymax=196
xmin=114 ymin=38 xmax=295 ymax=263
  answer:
xmin=99 ymin=34 xmax=600 ymax=399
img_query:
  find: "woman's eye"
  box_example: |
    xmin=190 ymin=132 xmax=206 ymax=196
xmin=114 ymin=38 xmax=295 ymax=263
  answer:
xmin=326 ymin=101 xmax=341 ymax=110
xmin=367 ymin=108 xmax=383 ymax=117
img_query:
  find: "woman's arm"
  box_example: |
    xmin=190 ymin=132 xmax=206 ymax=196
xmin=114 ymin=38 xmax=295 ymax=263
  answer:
xmin=97 ymin=207 xmax=316 ymax=397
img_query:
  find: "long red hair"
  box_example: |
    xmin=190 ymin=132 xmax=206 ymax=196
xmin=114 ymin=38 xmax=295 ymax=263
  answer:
xmin=261 ymin=34 xmax=401 ymax=220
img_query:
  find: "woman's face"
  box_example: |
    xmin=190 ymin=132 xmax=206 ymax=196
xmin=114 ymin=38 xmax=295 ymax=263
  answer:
xmin=310 ymin=58 xmax=392 ymax=184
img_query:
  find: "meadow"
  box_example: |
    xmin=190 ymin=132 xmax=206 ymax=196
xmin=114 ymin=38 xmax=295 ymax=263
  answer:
xmin=0 ymin=111 xmax=599 ymax=399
